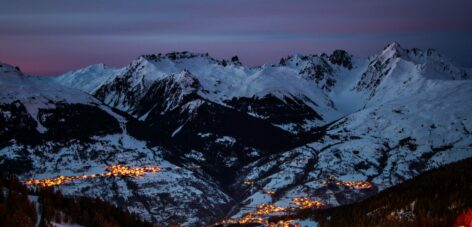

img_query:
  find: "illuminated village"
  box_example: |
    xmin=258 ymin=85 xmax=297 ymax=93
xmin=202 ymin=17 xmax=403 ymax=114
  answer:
xmin=336 ymin=180 xmax=373 ymax=189
xmin=25 ymin=164 xmax=161 ymax=187
xmin=25 ymin=163 xmax=373 ymax=226
xmin=214 ymin=197 xmax=325 ymax=227
xmin=214 ymin=177 xmax=373 ymax=226
xmin=321 ymin=175 xmax=373 ymax=189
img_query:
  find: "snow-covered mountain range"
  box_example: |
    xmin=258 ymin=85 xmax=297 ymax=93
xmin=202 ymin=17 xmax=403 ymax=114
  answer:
xmin=1 ymin=42 xmax=471 ymax=226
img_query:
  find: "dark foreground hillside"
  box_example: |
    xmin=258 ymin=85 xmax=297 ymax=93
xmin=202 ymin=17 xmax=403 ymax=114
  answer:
xmin=270 ymin=158 xmax=472 ymax=227
xmin=0 ymin=173 xmax=152 ymax=227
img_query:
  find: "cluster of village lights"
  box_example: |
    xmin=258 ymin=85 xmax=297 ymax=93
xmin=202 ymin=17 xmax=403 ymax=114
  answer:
xmin=25 ymin=164 xmax=161 ymax=187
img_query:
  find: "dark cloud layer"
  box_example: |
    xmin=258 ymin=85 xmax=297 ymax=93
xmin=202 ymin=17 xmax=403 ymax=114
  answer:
xmin=0 ymin=0 xmax=471 ymax=75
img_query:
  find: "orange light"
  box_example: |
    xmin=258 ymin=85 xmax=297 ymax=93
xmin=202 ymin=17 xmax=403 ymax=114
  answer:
xmin=326 ymin=175 xmax=374 ymax=189
xmin=337 ymin=180 xmax=373 ymax=189
xmin=215 ymin=196 xmax=327 ymax=226
xmin=25 ymin=164 xmax=161 ymax=187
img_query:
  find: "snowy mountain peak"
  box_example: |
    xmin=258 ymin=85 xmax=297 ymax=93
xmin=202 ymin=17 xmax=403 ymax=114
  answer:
xmin=0 ymin=62 xmax=24 ymax=78
xmin=278 ymin=54 xmax=320 ymax=68
xmin=377 ymin=43 xmax=468 ymax=81
xmin=138 ymin=51 xmax=246 ymax=69
xmin=60 ymin=63 xmax=113 ymax=77
xmin=384 ymin=41 xmax=402 ymax=50
xmin=377 ymin=42 xmax=405 ymax=63
xmin=2 ymin=42 xmax=472 ymax=226
xmin=0 ymin=63 xmax=34 ymax=95
xmin=141 ymin=51 xmax=217 ymax=64
xmin=0 ymin=62 xmax=20 ymax=70
xmin=278 ymin=49 xmax=353 ymax=72
xmin=354 ymin=42 xmax=471 ymax=109
xmin=83 ymin=63 xmax=107 ymax=70
xmin=54 ymin=63 xmax=121 ymax=94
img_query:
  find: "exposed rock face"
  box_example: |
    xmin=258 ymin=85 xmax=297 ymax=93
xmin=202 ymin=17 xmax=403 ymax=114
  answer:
xmin=329 ymin=49 xmax=353 ymax=70
xmin=1 ymin=42 xmax=471 ymax=226
xmin=38 ymin=103 xmax=122 ymax=141
xmin=225 ymin=94 xmax=323 ymax=128
xmin=299 ymin=58 xmax=337 ymax=92
xmin=0 ymin=64 xmax=233 ymax=226
xmin=0 ymin=101 xmax=41 ymax=147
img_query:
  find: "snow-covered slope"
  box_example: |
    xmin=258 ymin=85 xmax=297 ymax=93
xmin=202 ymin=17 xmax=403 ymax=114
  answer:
xmin=355 ymin=42 xmax=470 ymax=107
xmin=0 ymin=63 xmax=103 ymax=134
xmin=0 ymin=63 xmax=97 ymax=104
xmin=96 ymin=53 xmax=334 ymax=108
xmin=232 ymin=78 xmax=471 ymax=215
xmin=0 ymin=63 xmax=232 ymax=226
xmin=57 ymin=52 xmax=344 ymax=131
xmin=223 ymin=44 xmax=472 ymax=220
xmin=2 ymin=42 xmax=472 ymax=226
xmin=58 ymin=54 xmax=335 ymax=185
xmin=53 ymin=64 xmax=123 ymax=93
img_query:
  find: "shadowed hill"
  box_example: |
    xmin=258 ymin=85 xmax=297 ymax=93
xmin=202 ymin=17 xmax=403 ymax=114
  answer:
xmin=270 ymin=157 xmax=472 ymax=226
xmin=0 ymin=173 xmax=153 ymax=227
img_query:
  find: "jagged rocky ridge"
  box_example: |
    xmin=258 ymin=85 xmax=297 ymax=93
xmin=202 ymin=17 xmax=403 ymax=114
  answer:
xmin=0 ymin=63 xmax=232 ymax=226
xmin=0 ymin=42 xmax=471 ymax=226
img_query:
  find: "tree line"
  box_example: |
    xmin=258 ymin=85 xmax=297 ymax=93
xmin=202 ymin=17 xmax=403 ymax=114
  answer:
xmin=270 ymin=157 xmax=472 ymax=227
xmin=0 ymin=173 xmax=153 ymax=227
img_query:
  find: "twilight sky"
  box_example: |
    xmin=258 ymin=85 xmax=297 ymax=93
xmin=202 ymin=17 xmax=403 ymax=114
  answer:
xmin=1 ymin=0 xmax=471 ymax=75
